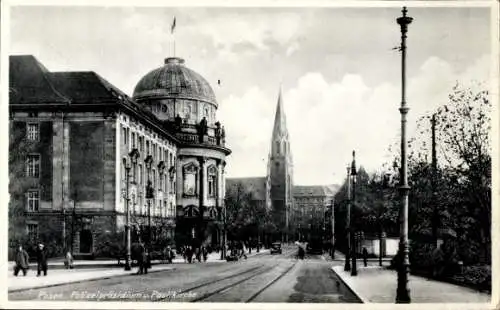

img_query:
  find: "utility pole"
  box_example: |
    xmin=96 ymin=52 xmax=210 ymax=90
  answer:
xmin=431 ymin=114 xmax=439 ymax=248
xmin=350 ymin=150 xmax=358 ymax=276
xmin=344 ymin=165 xmax=351 ymax=272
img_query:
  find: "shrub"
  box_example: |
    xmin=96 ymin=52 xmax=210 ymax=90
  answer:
xmin=452 ymin=265 xmax=491 ymax=292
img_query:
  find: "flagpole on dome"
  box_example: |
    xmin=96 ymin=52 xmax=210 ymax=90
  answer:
xmin=171 ymin=16 xmax=177 ymax=57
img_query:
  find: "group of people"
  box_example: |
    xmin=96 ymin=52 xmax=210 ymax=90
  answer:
xmin=178 ymin=245 xmax=209 ymax=263
xmin=14 ymin=243 xmax=76 ymax=277
xmin=13 ymin=243 xmax=49 ymax=277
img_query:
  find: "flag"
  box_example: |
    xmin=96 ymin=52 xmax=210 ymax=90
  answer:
xmin=171 ymin=16 xmax=176 ymax=34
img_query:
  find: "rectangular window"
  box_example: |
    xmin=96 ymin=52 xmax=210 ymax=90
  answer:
xmin=169 ymin=153 xmax=173 ymax=167
xmin=153 ymin=144 xmax=157 ymax=161
xmin=27 ymin=123 xmax=39 ymax=141
xmin=27 ymin=223 xmax=38 ymax=241
xmin=138 ymin=164 xmax=143 ymax=184
xmin=132 ymin=132 xmax=136 ymax=148
xmin=26 ymin=154 xmax=40 ymax=178
xmin=146 ymin=140 xmax=150 ymax=155
xmin=152 ymin=169 xmax=156 ymax=189
xmin=159 ymin=172 xmax=163 ymax=191
xmin=208 ymin=175 xmax=216 ymax=197
xmin=139 ymin=136 xmax=144 ymax=152
xmin=27 ymin=190 xmax=40 ymax=212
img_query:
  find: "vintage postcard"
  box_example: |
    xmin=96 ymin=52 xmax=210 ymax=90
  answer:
xmin=1 ymin=0 xmax=498 ymax=309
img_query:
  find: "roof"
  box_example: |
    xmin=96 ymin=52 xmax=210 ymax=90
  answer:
xmin=9 ymin=55 xmax=179 ymax=142
xmin=293 ymin=184 xmax=339 ymax=197
xmin=271 ymin=87 xmax=289 ymax=140
xmin=133 ymin=57 xmax=217 ymax=106
xmin=48 ymin=71 xmax=128 ymax=104
xmin=225 ymin=177 xmax=267 ymax=201
xmin=9 ymin=55 xmax=69 ymax=104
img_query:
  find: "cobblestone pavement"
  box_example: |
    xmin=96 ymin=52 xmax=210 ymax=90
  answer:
xmin=8 ymin=245 xmax=359 ymax=303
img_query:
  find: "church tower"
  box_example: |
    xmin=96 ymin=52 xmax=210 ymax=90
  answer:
xmin=268 ymin=88 xmax=294 ymax=242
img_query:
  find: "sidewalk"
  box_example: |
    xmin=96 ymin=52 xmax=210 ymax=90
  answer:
xmin=8 ymin=249 xmax=269 ymax=292
xmin=332 ymin=265 xmax=491 ymax=303
xmin=8 ymin=265 xmax=175 ymax=292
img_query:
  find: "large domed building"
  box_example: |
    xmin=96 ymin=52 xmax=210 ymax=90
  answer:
xmin=132 ymin=57 xmax=231 ymax=248
xmin=8 ymin=54 xmax=230 ymax=258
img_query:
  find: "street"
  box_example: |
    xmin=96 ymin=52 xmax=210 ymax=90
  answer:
xmin=9 ymin=246 xmax=360 ymax=303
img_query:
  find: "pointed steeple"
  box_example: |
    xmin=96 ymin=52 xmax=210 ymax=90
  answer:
xmin=272 ymin=86 xmax=289 ymax=140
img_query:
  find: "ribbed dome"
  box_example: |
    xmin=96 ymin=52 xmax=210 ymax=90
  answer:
xmin=133 ymin=57 xmax=217 ymax=106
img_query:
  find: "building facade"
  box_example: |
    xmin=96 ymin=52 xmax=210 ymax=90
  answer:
xmin=9 ymin=55 xmax=230 ymax=257
xmin=226 ymin=89 xmax=337 ymax=244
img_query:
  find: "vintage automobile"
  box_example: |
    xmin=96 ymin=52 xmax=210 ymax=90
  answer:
xmin=270 ymin=242 xmax=282 ymax=255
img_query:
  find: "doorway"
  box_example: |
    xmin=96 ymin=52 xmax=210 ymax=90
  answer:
xmin=79 ymin=229 xmax=93 ymax=253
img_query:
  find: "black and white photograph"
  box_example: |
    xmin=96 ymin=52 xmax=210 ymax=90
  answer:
xmin=2 ymin=0 xmax=498 ymax=307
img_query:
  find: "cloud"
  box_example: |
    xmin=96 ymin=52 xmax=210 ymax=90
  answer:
xmin=220 ymin=54 xmax=490 ymax=186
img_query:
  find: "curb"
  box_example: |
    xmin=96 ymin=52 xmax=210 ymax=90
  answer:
xmin=8 ymin=266 xmax=175 ymax=293
xmin=330 ymin=266 xmax=368 ymax=303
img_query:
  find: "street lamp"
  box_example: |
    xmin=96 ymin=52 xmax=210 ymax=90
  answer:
xmin=124 ymin=161 xmax=131 ymax=271
xmin=344 ymin=165 xmax=351 ymax=272
xmin=125 ymin=149 xmax=140 ymax=271
xmin=396 ymin=6 xmax=413 ymax=303
xmin=350 ymin=150 xmax=358 ymax=277
xmin=145 ymin=155 xmax=154 ymax=252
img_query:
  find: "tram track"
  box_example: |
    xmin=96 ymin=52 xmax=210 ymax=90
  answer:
xmin=154 ymin=263 xmax=267 ymax=301
xmin=192 ymin=259 xmax=298 ymax=303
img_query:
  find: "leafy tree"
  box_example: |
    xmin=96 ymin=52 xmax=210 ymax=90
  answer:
xmin=224 ymin=182 xmax=274 ymax=244
xmin=8 ymin=123 xmax=36 ymax=259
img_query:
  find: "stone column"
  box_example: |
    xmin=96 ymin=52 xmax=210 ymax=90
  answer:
xmin=197 ymin=156 xmax=206 ymax=247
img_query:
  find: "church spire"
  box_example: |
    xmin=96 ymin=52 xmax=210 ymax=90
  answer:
xmin=272 ymin=86 xmax=289 ymax=140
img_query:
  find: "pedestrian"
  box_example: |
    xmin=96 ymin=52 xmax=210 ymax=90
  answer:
xmin=202 ymin=246 xmax=208 ymax=262
xmin=144 ymin=248 xmax=150 ymax=274
xmin=36 ymin=243 xmax=48 ymax=277
xmin=64 ymin=250 xmax=74 ymax=269
xmin=186 ymin=246 xmax=193 ymax=264
xmin=14 ymin=245 xmax=29 ymax=276
xmin=362 ymin=247 xmax=368 ymax=267
xmin=136 ymin=242 xmax=146 ymax=275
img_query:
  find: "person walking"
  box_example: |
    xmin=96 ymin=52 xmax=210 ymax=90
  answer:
xmin=14 ymin=245 xmax=29 ymax=276
xmin=136 ymin=242 xmax=146 ymax=275
xmin=202 ymin=246 xmax=208 ymax=262
xmin=362 ymin=247 xmax=368 ymax=267
xmin=36 ymin=243 xmax=48 ymax=277
xmin=64 ymin=250 xmax=74 ymax=269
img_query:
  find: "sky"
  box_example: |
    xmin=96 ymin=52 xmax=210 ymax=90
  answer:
xmin=8 ymin=4 xmax=492 ymax=185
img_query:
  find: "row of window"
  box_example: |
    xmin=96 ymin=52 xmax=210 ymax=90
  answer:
xmin=130 ymin=199 xmax=176 ymax=218
xmin=121 ymin=125 xmax=175 ymax=167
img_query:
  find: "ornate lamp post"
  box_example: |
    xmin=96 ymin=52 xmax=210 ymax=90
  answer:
xmin=125 ymin=149 xmax=140 ymax=271
xmin=396 ymin=6 xmax=413 ymax=303
xmin=145 ymin=155 xmax=154 ymax=251
xmin=344 ymin=165 xmax=351 ymax=272
xmin=350 ymin=150 xmax=358 ymax=276
xmin=124 ymin=161 xmax=132 ymax=271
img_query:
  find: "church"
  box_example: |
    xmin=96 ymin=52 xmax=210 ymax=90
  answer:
xmin=9 ymin=54 xmax=230 ymax=257
xmin=226 ymin=90 xmax=338 ymax=244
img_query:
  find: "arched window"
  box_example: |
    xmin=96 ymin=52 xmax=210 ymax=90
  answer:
xmin=207 ymin=165 xmax=217 ymax=197
xmin=276 ymin=141 xmax=280 ymax=154
xmin=183 ymin=162 xmax=198 ymax=196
